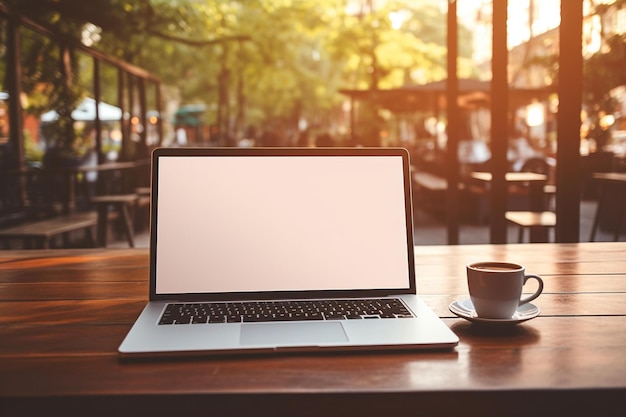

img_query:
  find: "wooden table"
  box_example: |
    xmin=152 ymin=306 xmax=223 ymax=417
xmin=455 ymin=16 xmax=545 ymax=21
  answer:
xmin=1 ymin=243 xmax=625 ymax=417
xmin=470 ymin=172 xmax=549 ymax=210
xmin=471 ymin=171 xmax=548 ymax=183
xmin=1 ymin=160 xmax=149 ymax=218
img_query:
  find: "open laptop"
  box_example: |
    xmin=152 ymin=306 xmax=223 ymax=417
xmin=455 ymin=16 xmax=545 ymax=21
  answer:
xmin=118 ymin=147 xmax=458 ymax=357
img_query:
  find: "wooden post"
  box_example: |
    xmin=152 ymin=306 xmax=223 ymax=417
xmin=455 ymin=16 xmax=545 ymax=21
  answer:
xmin=556 ymin=1 xmax=583 ymax=243
xmin=127 ymin=74 xmax=136 ymax=159
xmin=350 ymin=96 xmax=356 ymax=145
xmin=155 ymin=82 xmax=163 ymax=147
xmin=490 ymin=0 xmax=509 ymax=244
xmin=138 ymin=77 xmax=148 ymax=158
xmin=117 ymin=70 xmax=130 ymax=161
xmin=93 ymin=58 xmax=104 ymax=164
xmin=4 ymin=13 xmax=28 ymax=211
xmin=446 ymin=0 xmax=460 ymax=245
xmin=59 ymin=44 xmax=74 ymax=143
xmin=5 ymin=14 xmax=24 ymax=172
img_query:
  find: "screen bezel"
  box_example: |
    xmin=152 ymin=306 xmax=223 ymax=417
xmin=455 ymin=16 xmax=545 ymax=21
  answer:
xmin=148 ymin=147 xmax=416 ymax=302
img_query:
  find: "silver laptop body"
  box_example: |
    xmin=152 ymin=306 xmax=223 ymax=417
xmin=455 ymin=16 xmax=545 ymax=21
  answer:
xmin=119 ymin=147 xmax=458 ymax=357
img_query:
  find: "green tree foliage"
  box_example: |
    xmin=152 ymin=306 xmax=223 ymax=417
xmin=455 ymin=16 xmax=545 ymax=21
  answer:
xmin=333 ymin=0 xmax=473 ymax=90
xmin=4 ymin=0 xmax=470 ymax=142
xmin=584 ymin=33 xmax=626 ymax=112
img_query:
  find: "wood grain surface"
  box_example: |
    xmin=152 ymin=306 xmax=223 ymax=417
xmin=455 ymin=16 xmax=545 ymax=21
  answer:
xmin=1 ymin=243 xmax=625 ymax=416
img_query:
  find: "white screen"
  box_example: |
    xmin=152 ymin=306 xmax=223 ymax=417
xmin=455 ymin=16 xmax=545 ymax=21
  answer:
xmin=155 ymin=155 xmax=411 ymax=294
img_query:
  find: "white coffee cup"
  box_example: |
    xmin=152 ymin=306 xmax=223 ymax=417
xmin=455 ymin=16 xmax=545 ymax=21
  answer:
xmin=467 ymin=261 xmax=544 ymax=319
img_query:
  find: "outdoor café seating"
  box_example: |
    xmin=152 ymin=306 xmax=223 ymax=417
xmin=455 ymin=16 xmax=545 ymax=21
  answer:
xmin=0 ymin=159 xmax=150 ymax=249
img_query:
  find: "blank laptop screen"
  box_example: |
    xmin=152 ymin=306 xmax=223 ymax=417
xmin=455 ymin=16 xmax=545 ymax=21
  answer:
xmin=153 ymin=152 xmax=413 ymax=295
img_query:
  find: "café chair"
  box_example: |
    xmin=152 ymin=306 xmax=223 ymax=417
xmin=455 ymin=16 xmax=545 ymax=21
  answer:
xmin=505 ymin=182 xmax=556 ymax=243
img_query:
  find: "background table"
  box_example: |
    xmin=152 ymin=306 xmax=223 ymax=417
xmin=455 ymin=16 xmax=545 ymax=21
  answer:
xmin=1 ymin=243 xmax=625 ymax=417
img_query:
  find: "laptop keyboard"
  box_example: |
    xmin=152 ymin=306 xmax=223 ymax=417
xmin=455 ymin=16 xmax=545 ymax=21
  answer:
xmin=158 ymin=298 xmax=414 ymax=325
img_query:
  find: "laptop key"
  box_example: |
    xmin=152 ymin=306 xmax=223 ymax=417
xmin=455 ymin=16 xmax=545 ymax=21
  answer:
xmin=192 ymin=316 xmax=208 ymax=324
xmin=243 ymin=314 xmax=264 ymax=322
xmin=209 ymin=315 xmax=226 ymax=323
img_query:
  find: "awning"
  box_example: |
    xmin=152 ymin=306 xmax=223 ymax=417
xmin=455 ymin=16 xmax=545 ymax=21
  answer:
xmin=174 ymin=104 xmax=206 ymax=126
xmin=339 ymin=79 xmax=556 ymax=113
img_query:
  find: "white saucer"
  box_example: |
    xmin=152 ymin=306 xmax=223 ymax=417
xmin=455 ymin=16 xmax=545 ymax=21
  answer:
xmin=449 ymin=297 xmax=540 ymax=325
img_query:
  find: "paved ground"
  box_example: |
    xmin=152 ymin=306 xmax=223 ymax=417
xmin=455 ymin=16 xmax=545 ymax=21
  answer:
xmin=109 ymin=198 xmax=623 ymax=249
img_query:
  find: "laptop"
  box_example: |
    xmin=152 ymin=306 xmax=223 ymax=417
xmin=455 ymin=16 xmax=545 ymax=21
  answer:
xmin=118 ymin=147 xmax=458 ymax=357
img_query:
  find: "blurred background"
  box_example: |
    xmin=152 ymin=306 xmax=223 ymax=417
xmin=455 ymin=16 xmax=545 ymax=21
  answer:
xmin=1 ymin=0 xmax=625 ymax=247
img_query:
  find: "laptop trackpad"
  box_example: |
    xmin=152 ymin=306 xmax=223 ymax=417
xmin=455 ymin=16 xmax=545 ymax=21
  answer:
xmin=240 ymin=322 xmax=348 ymax=346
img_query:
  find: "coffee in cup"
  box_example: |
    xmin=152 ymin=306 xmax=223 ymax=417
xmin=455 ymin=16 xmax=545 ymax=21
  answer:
xmin=467 ymin=261 xmax=543 ymax=319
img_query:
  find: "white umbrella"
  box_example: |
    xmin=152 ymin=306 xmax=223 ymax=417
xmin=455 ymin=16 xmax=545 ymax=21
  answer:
xmin=41 ymin=97 xmax=122 ymax=122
